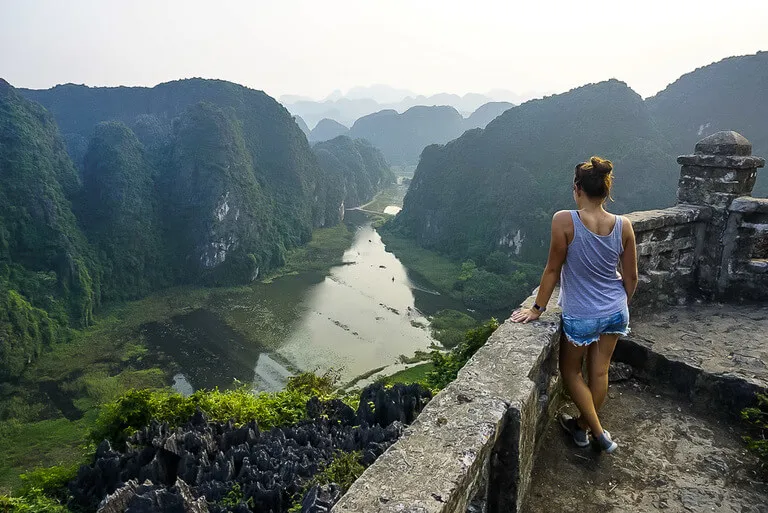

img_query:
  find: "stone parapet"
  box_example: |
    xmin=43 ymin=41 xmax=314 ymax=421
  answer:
xmin=624 ymin=206 xmax=708 ymax=308
xmin=332 ymin=306 xmax=561 ymax=513
xmin=719 ymin=196 xmax=768 ymax=300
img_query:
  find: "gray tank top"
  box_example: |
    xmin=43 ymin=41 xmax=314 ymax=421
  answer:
xmin=558 ymin=210 xmax=627 ymax=318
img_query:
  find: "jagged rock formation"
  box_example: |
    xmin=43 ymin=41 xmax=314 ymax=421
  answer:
xmin=70 ymin=383 xmax=432 ymax=513
xmin=349 ymin=106 xmax=466 ymax=166
xmin=312 ymin=136 xmax=395 ymax=208
xmin=309 ymin=119 xmax=350 ymax=143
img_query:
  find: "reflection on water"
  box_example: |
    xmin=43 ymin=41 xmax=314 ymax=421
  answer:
xmin=144 ymin=213 xmax=468 ymax=393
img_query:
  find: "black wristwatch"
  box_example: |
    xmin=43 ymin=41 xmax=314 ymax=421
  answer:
xmin=532 ymin=303 xmax=546 ymax=313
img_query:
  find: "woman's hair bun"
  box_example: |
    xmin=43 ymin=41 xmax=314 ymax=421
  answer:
xmin=590 ymin=156 xmax=613 ymax=174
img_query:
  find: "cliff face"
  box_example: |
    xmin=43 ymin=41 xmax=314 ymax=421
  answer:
xmin=393 ymin=80 xmax=673 ymax=261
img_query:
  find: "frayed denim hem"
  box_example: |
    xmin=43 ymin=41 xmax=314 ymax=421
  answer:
xmin=563 ymin=327 xmax=631 ymax=347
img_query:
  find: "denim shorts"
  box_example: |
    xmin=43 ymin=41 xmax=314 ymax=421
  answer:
xmin=561 ymin=306 xmax=630 ymax=346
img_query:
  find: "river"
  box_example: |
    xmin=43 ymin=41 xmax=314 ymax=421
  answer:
xmin=142 ymin=210 xmax=468 ymax=394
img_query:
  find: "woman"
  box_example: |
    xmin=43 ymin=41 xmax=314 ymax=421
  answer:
xmin=511 ymin=156 xmax=638 ymax=453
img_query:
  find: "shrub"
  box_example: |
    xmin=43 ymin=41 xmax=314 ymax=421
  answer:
xmin=742 ymin=392 xmax=768 ymax=471
xmin=92 ymin=371 xmax=340 ymax=447
xmin=426 ymin=319 xmax=499 ymax=390
xmin=18 ymin=463 xmax=79 ymax=501
xmin=0 ymin=489 xmax=67 ymax=512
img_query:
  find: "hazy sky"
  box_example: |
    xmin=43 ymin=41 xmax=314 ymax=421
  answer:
xmin=2 ymin=0 xmax=767 ymax=100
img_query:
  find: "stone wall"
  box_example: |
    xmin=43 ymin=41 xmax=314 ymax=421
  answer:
xmin=721 ymin=196 xmax=768 ymax=300
xmin=626 ymin=205 xmax=709 ymax=309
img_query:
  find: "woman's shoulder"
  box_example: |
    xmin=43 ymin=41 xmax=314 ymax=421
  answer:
xmin=552 ymin=210 xmax=575 ymax=234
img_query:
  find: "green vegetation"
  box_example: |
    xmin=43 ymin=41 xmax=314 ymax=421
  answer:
xmin=741 ymin=393 xmax=768 ymax=472
xmin=79 ymin=121 xmax=167 ymax=300
xmin=392 ymin=79 xmax=675 ymax=264
xmin=288 ymin=451 xmax=365 ymax=512
xmin=361 ymin=184 xmax=408 ymax=214
xmin=430 ymin=310 xmax=479 ymax=348
xmin=425 ymin=320 xmax=499 ymax=390
xmin=380 ymin=230 xmax=540 ymax=311
xmin=377 ymin=363 xmax=435 ymax=386
xmin=0 ymin=80 xmax=99 ymax=381
xmin=313 ymin=136 xmax=396 ymax=209
xmin=93 ymin=371 xmax=337 ymax=447
xmin=263 ymin=223 xmax=355 ymax=281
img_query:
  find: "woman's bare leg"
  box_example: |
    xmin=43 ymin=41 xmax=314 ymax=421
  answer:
xmin=587 ymin=333 xmax=620 ymax=411
xmin=559 ymin=335 xmax=605 ymax=437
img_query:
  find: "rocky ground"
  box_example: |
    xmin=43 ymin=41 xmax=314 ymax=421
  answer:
xmin=522 ymin=378 xmax=767 ymax=513
xmin=69 ymin=383 xmax=432 ymax=513
xmin=629 ymin=304 xmax=768 ymax=389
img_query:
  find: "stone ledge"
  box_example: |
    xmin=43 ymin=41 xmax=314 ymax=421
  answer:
xmin=332 ymin=310 xmax=560 ymax=513
xmin=625 ymin=205 xmax=710 ymax=233
xmin=729 ymin=196 xmax=768 ymax=213
xmin=677 ymin=154 xmax=766 ymax=169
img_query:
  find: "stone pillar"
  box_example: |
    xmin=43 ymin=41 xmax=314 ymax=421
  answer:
xmin=676 ymin=131 xmax=765 ymax=298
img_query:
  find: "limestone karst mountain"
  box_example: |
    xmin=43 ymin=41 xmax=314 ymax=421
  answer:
xmin=390 ymin=80 xmax=673 ymax=262
xmin=309 ymin=118 xmax=350 ymax=143
xmin=349 ymin=105 xmax=467 ymax=166
xmin=646 ymin=51 xmax=768 ymax=195
xmin=2 ymin=78 xmax=393 ymax=377
xmin=465 ymin=101 xmax=515 ymax=129
xmin=312 ymin=136 xmax=395 ymax=208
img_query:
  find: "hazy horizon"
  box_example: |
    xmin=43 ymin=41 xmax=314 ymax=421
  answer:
xmin=2 ymin=0 xmax=768 ymax=101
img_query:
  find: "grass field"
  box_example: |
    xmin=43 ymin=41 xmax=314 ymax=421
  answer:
xmin=379 ymin=363 xmax=434 ymax=386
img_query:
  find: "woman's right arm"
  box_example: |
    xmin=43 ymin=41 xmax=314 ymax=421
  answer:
xmin=620 ymin=216 xmax=638 ymax=302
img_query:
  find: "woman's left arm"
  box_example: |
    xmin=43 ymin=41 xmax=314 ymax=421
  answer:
xmin=511 ymin=211 xmax=570 ymax=323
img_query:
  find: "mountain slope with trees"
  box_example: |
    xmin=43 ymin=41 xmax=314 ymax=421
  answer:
xmin=390 ymin=80 xmax=674 ymax=263
xmin=313 ymin=136 xmax=395 ymax=208
xmin=0 ymin=78 xmax=395 ymax=378
xmin=0 ymin=79 xmax=100 ymax=379
xmin=646 ymin=51 xmax=768 ymax=195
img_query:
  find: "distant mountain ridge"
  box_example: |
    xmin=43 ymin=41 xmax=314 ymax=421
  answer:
xmin=391 ymin=51 xmax=768 ymax=266
xmin=309 ymin=118 xmax=349 ymax=143
xmin=281 ymin=86 xmax=530 ymax=127
xmin=349 ymin=105 xmax=467 ymax=166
